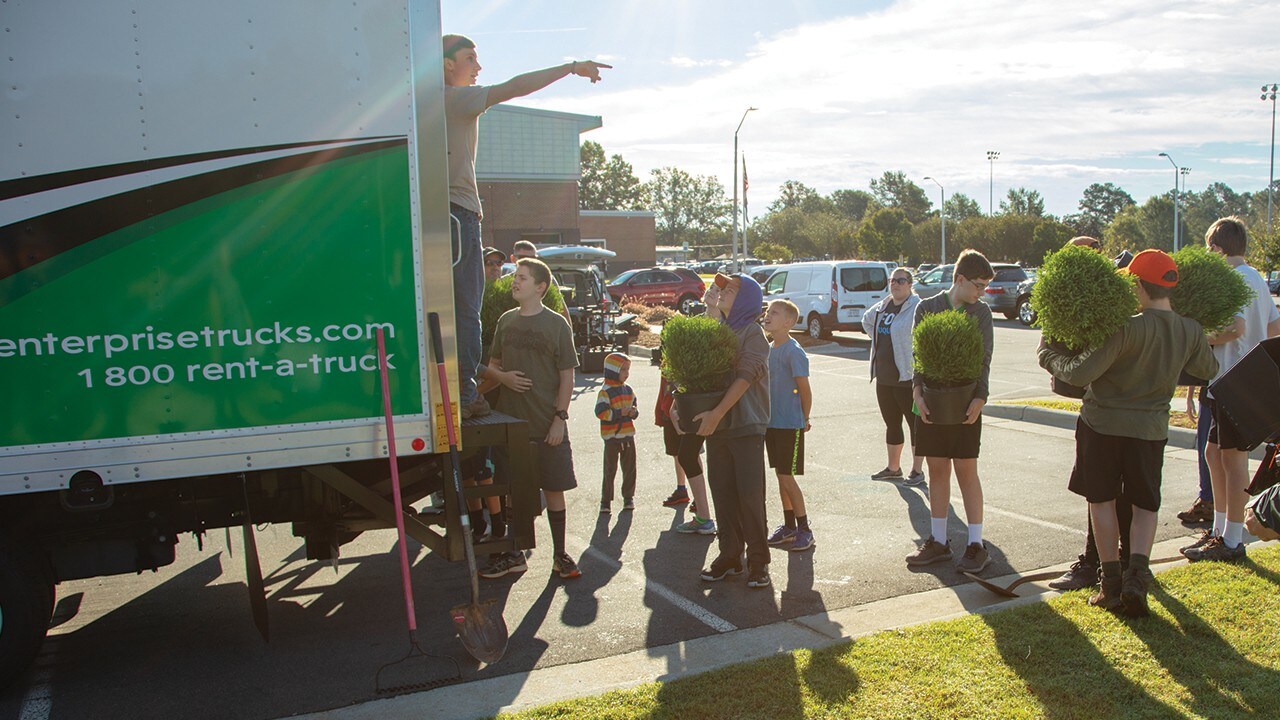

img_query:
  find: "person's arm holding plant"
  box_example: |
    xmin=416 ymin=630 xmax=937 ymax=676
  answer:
xmin=1207 ymin=316 xmax=1245 ymax=346
xmin=1037 ymin=330 xmax=1125 ymax=388
xmin=963 ymin=309 xmax=995 ymax=425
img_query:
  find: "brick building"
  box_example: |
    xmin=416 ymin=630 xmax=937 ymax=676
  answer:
xmin=475 ymin=104 xmax=656 ymax=274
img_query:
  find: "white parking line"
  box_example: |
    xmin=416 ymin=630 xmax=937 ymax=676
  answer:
xmin=581 ymin=545 xmax=738 ymax=634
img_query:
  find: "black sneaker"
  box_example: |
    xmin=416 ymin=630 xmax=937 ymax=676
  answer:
xmin=1180 ymin=528 xmax=1216 ymax=555
xmin=1089 ymin=575 xmax=1123 ymax=612
xmin=1184 ymin=536 xmax=1247 ymax=563
xmin=623 ymin=497 xmax=636 ymax=511
xmin=478 ymin=551 xmax=527 ymax=579
xmin=700 ymin=562 xmax=744 ymax=582
xmin=955 ymin=542 xmax=991 ymax=574
xmin=599 ymin=502 xmax=611 ymax=515
xmin=871 ymin=467 xmax=904 ymax=481
xmin=553 ymin=552 xmax=582 ymax=579
xmin=662 ymin=487 xmax=690 ymax=507
xmin=746 ymin=568 xmax=771 ymax=588
xmin=1048 ymin=560 xmax=1099 ymax=590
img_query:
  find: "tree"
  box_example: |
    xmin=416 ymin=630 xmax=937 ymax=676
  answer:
xmin=1000 ymin=187 xmax=1045 ymax=217
xmin=643 ymin=167 xmax=731 ymax=248
xmin=1071 ymin=182 xmax=1135 ymax=237
xmin=578 ymin=140 xmax=643 ymax=210
xmin=856 ymin=207 xmax=912 ymax=261
xmin=829 ymin=189 xmax=877 ymax=222
xmin=943 ymin=193 xmax=983 ymax=223
xmin=768 ymin=180 xmax=831 ymax=214
xmin=869 ymin=171 xmax=932 ymax=223
xmin=1029 ymin=219 xmax=1074 ymax=266
xmin=752 ymin=242 xmax=792 ymax=264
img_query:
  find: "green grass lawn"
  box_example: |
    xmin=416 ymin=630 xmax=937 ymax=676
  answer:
xmin=500 ymin=546 xmax=1280 ymax=720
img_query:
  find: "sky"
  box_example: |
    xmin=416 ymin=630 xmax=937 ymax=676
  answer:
xmin=441 ymin=0 xmax=1280 ymax=219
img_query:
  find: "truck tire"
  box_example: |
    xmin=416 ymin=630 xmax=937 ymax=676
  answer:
xmin=0 ymin=537 xmax=54 ymax=690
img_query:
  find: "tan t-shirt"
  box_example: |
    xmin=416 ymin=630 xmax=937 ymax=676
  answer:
xmin=444 ymin=85 xmax=490 ymax=216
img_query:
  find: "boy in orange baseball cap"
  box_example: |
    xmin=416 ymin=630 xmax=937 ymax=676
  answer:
xmin=1039 ymin=248 xmax=1217 ymax=617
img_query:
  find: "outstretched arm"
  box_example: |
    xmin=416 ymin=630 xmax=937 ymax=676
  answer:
xmin=487 ymin=61 xmax=612 ymax=108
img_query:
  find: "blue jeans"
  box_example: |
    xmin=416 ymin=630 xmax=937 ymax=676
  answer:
xmin=451 ymin=205 xmax=483 ymax=405
xmin=1196 ymin=389 xmax=1212 ymax=502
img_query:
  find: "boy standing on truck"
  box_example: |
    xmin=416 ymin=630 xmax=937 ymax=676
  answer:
xmin=596 ymin=353 xmax=639 ymax=514
xmin=485 ymin=257 xmax=583 ymax=579
xmin=442 ymin=34 xmax=610 ymax=419
xmin=761 ymin=299 xmax=815 ymax=552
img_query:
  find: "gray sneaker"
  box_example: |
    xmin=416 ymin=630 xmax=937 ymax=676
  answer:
xmin=871 ymin=467 xmax=904 ymax=481
xmin=1184 ymin=536 xmax=1247 ymax=563
xmin=677 ymin=517 xmax=716 ymax=535
xmin=904 ymin=469 xmax=926 ymax=487
xmin=906 ymin=538 xmax=952 ymax=566
xmin=461 ymin=396 xmax=492 ymax=420
xmin=1047 ymin=560 xmax=1098 ymax=590
xmin=955 ymin=542 xmax=991 ymax=574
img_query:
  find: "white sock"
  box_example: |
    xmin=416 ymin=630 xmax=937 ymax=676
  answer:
xmin=1224 ymin=521 xmax=1244 ymax=548
xmin=968 ymin=523 xmax=983 ymax=546
xmin=931 ymin=517 xmax=948 ymax=544
xmin=1213 ymin=511 xmax=1227 ymax=537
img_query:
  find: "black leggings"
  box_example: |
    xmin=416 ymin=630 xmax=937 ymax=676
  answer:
xmin=876 ymin=383 xmax=917 ymax=447
xmin=677 ymin=433 xmax=706 ymax=478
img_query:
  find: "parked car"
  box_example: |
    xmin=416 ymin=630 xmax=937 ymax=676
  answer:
xmin=751 ymin=264 xmax=781 ymax=285
xmin=761 ymin=260 xmax=890 ymax=338
xmin=1268 ymin=271 xmax=1279 ymax=295
xmin=914 ymin=263 xmax=1027 ymax=320
xmin=607 ymin=267 xmax=707 ymax=314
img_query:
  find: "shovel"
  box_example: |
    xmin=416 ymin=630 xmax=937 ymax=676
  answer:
xmin=374 ymin=327 xmax=458 ymax=694
xmin=427 ymin=312 xmax=509 ymax=665
xmin=964 ymin=555 xmax=1184 ymax=598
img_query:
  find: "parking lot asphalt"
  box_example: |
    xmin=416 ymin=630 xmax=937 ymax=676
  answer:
xmin=0 ymin=318 xmax=1228 ymax=720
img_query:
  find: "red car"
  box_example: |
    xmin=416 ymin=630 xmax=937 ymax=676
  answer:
xmin=607 ymin=267 xmax=707 ymax=314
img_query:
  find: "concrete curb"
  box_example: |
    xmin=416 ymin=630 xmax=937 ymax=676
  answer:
xmin=288 ymin=537 xmax=1210 ymax=720
xmin=983 ymin=403 xmax=1267 ymax=460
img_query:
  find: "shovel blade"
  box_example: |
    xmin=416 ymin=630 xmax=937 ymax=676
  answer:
xmin=963 ymin=571 xmax=1020 ymax=598
xmin=451 ymin=599 xmax=508 ymax=665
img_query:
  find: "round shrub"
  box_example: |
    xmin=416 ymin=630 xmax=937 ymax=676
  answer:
xmin=912 ymin=310 xmax=983 ymax=387
xmin=659 ymin=315 xmax=738 ymax=393
xmin=1030 ymin=244 xmax=1138 ymax=352
xmin=1170 ymin=245 xmax=1255 ymax=333
xmin=480 ymin=275 xmax=566 ymax=348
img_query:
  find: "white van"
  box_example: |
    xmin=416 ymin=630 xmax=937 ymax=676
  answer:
xmin=761 ymin=261 xmax=891 ymax=338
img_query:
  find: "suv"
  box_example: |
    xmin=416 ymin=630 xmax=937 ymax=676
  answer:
xmin=913 ymin=263 xmax=1027 ymax=320
xmin=607 ymin=267 xmax=707 ymax=314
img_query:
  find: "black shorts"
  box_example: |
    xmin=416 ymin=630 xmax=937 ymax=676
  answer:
xmin=1207 ymin=396 xmax=1253 ymax=451
xmin=914 ymin=415 xmax=981 ymax=459
xmin=765 ymin=427 xmax=805 ymax=476
xmin=662 ymin=421 xmax=681 ymax=456
xmin=1070 ymin=418 xmax=1165 ymax=512
xmin=494 ymin=438 xmax=578 ymax=493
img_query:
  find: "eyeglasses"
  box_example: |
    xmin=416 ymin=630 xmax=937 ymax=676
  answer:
xmin=967 ymin=278 xmax=991 ymax=291
xmin=891 ymin=277 xmax=912 ymax=285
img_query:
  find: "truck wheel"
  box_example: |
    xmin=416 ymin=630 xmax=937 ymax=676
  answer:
xmin=678 ymin=294 xmax=699 ymax=315
xmin=1017 ymin=296 xmax=1036 ymax=326
xmin=807 ymin=314 xmax=829 ymax=340
xmin=0 ymin=537 xmax=53 ymax=690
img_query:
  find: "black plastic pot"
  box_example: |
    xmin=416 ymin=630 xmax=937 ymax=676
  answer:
xmin=674 ymin=390 xmax=725 ymax=434
xmin=1045 ymin=338 xmax=1087 ymax=399
xmin=922 ymin=381 xmax=977 ymax=425
xmin=1209 ymin=337 xmax=1280 ymax=449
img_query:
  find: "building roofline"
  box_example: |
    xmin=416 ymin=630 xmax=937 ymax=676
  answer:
xmin=489 ymin=103 xmax=602 ymax=133
xmin=579 ymin=209 xmax=656 ymax=218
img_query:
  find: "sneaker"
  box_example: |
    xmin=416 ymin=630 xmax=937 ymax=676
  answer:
xmin=955 ymin=542 xmax=991 ymax=574
xmin=1121 ymin=567 xmax=1153 ymax=617
xmin=906 ymin=538 xmax=952 ymax=566
xmin=790 ymin=528 xmax=815 ymax=552
xmin=1089 ymin=575 xmax=1123 ymax=612
xmin=461 ymin=396 xmax=491 ymax=420
xmin=599 ymin=502 xmax=611 ymax=515
xmin=553 ymin=552 xmax=582 ymax=579
xmin=1184 ymin=536 xmax=1247 ymax=563
xmin=677 ymin=517 xmax=716 ymax=535
xmin=767 ymin=525 xmax=797 ymax=546
xmin=1179 ymin=528 xmax=1215 ymax=555
xmin=623 ymin=497 xmax=636 ymax=511
xmin=478 ymin=551 xmax=527 ymax=579
xmin=871 ymin=467 xmax=904 ymax=481
xmin=1047 ymin=560 xmax=1099 ymax=591
xmin=1176 ymin=497 xmax=1214 ymax=525
xmin=904 ymin=469 xmax=926 ymax=487
xmin=700 ymin=561 xmax=744 ymax=582
xmin=662 ymin=487 xmax=690 ymax=507
xmin=746 ymin=568 xmax=771 ymax=588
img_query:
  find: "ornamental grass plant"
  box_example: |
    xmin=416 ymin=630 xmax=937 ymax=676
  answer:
xmin=480 ymin=275 xmax=566 ymax=347
xmin=911 ymin=309 xmax=983 ymax=387
xmin=1030 ymin=244 xmax=1138 ymax=352
xmin=1170 ymin=244 xmax=1256 ymax=333
xmin=659 ymin=315 xmax=737 ymax=394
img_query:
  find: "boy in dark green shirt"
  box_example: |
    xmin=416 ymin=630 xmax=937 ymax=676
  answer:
xmin=1040 ymin=249 xmax=1217 ymax=616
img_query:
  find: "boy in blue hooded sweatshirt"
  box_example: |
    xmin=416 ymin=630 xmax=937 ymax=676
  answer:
xmin=687 ymin=273 xmax=772 ymax=589
xmin=596 ymin=352 xmax=639 ymax=513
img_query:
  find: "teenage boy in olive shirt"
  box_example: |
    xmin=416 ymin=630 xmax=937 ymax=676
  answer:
xmin=1040 ymin=249 xmax=1217 ymax=616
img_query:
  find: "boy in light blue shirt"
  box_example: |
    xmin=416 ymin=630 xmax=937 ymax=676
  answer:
xmin=761 ymin=299 xmax=814 ymax=551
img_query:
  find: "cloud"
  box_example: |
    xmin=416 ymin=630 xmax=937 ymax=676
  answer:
xmin=516 ymin=0 xmax=1280 ymax=215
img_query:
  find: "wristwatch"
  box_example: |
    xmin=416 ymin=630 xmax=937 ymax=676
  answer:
xmin=554 ymin=409 xmax=569 ymax=421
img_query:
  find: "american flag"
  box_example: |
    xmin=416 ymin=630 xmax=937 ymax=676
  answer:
xmin=742 ymin=155 xmax=748 ymax=194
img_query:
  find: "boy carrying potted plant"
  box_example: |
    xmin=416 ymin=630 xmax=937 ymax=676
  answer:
xmin=908 ymin=249 xmax=996 ymax=574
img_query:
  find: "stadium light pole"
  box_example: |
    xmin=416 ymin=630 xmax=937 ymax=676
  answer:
xmin=1159 ymin=152 xmax=1179 ymax=250
xmin=1264 ymin=83 xmax=1278 ymax=235
xmin=923 ymin=176 xmax=946 ymax=264
xmin=986 ymin=150 xmax=999 ymax=214
xmin=731 ymin=107 xmax=757 ymax=272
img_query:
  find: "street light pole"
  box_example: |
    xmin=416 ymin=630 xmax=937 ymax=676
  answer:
xmin=1264 ymin=84 xmax=1278 ymax=235
xmin=731 ymin=107 xmax=757 ymax=273
xmin=923 ymin=176 xmax=946 ymax=265
xmin=1159 ymin=152 xmax=1179 ymax=251
xmin=986 ymin=151 xmax=999 ymax=215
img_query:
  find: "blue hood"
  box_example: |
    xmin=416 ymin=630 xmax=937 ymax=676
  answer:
xmin=725 ymin=274 xmax=764 ymax=331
